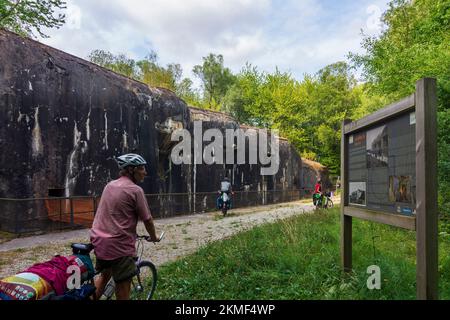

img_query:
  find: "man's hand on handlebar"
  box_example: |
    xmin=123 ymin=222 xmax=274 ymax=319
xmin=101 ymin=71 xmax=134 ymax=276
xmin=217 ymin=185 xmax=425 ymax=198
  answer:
xmin=144 ymin=231 xmax=165 ymax=242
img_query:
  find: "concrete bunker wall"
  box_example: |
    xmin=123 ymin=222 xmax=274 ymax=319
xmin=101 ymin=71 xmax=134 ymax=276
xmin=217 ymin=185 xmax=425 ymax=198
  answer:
xmin=0 ymin=30 xmax=326 ymax=233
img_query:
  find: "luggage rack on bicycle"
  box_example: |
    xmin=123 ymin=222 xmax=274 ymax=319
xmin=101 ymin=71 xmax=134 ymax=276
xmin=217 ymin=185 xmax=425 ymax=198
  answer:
xmin=71 ymin=243 xmax=94 ymax=255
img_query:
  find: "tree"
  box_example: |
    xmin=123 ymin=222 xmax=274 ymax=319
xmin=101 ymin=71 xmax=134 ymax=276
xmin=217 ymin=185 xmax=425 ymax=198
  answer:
xmin=223 ymin=64 xmax=265 ymax=125
xmin=176 ymin=77 xmax=202 ymax=107
xmin=349 ymin=0 xmax=450 ymax=215
xmin=305 ymin=62 xmax=362 ymax=174
xmin=112 ymin=54 xmax=136 ymax=79
xmin=221 ymin=61 xmax=364 ymax=176
xmin=88 ymin=49 xmax=137 ymax=79
xmin=350 ymin=0 xmax=449 ymax=103
xmin=88 ymin=49 xmax=200 ymax=105
xmin=193 ymin=53 xmax=236 ymax=110
xmin=88 ymin=49 xmax=115 ymax=69
xmin=136 ymin=56 xmax=178 ymax=91
xmin=0 ymin=0 xmax=66 ymax=38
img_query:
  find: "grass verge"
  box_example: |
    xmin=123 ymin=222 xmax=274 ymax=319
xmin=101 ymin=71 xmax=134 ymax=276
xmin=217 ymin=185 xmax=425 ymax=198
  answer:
xmin=154 ymin=208 xmax=450 ymax=300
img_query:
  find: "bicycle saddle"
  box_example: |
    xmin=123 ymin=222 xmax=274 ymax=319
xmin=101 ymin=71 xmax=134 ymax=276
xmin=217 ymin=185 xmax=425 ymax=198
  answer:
xmin=71 ymin=243 xmax=94 ymax=255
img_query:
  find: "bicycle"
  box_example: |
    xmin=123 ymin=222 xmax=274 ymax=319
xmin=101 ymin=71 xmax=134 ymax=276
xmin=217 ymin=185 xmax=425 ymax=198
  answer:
xmin=314 ymin=192 xmax=333 ymax=209
xmin=217 ymin=191 xmax=234 ymax=216
xmin=70 ymin=231 xmax=165 ymax=300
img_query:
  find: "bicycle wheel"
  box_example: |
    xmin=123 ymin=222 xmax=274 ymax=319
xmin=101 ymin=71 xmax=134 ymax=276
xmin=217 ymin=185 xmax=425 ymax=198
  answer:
xmin=327 ymin=198 xmax=334 ymax=208
xmin=131 ymin=261 xmax=157 ymax=300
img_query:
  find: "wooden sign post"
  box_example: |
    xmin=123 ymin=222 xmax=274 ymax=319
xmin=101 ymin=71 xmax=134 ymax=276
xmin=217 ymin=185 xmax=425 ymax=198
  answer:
xmin=340 ymin=78 xmax=438 ymax=300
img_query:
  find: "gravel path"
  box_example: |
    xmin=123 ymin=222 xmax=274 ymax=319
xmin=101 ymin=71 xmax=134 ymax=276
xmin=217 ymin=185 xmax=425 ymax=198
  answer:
xmin=0 ymin=199 xmax=337 ymax=279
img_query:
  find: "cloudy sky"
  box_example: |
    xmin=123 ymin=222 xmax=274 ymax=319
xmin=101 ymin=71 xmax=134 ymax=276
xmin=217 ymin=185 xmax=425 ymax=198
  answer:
xmin=39 ymin=0 xmax=390 ymax=85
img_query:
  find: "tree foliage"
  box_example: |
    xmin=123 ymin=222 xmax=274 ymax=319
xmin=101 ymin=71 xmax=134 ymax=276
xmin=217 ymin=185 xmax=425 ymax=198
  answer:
xmin=193 ymin=53 xmax=236 ymax=110
xmin=86 ymin=0 xmax=448 ymax=186
xmin=88 ymin=49 xmax=201 ymax=105
xmin=350 ymin=0 xmax=450 ymax=214
xmin=0 ymin=0 xmax=66 ymax=38
xmin=350 ymin=0 xmax=449 ymax=103
xmin=222 ymin=62 xmax=367 ymax=175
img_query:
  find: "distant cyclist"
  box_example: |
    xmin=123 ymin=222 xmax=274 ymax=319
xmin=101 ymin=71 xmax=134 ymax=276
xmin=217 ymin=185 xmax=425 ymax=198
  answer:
xmin=90 ymin=153 xmax=161 ymax=300
xmin=217 ymin=176 xmax=233 ymax=210
xmin=313 ymin=179 xmax=323 ymax=206
xmin=220 ymin=176 xmax=232 ymax=194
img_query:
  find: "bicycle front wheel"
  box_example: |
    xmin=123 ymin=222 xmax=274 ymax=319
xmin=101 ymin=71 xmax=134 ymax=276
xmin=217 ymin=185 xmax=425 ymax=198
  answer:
xmin=131 ymin=261 xmax=157 ymax=300
xmin=327 ymin=199 xmax=334 ymax=208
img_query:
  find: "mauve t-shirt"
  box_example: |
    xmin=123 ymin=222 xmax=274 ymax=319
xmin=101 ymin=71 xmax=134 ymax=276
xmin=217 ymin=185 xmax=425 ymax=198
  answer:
xmin=90 ymin=176 xmax=152 ymax=260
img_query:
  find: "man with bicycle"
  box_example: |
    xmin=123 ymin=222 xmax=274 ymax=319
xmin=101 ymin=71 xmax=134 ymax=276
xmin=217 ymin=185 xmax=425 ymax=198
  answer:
xmin=217 ymin=176 xmax=234 ymax=210
xmin=90 ymin=153 xmax=161 ymax=300
xmin=313 ymin=179 xmax=323 ymax=207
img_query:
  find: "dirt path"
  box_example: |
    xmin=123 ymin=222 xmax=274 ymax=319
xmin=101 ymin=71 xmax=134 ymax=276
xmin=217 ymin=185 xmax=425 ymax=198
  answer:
xmin=0 ymin=198 xmax=338 ymax=279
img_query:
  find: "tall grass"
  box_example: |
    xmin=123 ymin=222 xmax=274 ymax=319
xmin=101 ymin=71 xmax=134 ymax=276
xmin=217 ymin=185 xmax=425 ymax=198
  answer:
xmin=154 ymin=208 xmax=450 ymax=299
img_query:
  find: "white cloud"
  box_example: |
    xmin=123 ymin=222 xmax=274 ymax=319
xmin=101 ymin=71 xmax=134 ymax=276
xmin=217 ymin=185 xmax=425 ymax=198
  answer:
xmin=365 ymin=4 xmax=385 ymax=35
xmin=114 ymin=0 xmax=270 ymax=68
xmin=65 ymin=3 xmax=82 ymax=30
xmin=39 ymin=0 xmax=390 ymax=84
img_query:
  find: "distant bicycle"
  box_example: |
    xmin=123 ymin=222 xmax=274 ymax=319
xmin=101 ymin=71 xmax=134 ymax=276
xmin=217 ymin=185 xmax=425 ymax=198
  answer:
xmin=217 ymin=191 xmax=234 ymax=216
xmin=314 ymin=192 xmax=333 ymax=209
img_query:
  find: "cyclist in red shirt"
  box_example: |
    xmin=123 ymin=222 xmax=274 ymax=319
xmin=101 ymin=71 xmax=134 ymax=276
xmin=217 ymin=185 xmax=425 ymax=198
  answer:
xmin=313 ymin=179 xmax=323 ymax=206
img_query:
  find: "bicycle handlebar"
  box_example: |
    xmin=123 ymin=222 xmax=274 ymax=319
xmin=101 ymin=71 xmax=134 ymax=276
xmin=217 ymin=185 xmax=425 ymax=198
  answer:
xmin=137 ymin=231 xmax=165 ymax=242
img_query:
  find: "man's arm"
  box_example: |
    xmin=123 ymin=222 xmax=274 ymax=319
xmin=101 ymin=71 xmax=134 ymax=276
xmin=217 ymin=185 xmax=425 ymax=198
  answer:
xmin=143 ymin=217 xmax=159 ymax=242
xmin=135 ymin=187 xmax=160 ymax=241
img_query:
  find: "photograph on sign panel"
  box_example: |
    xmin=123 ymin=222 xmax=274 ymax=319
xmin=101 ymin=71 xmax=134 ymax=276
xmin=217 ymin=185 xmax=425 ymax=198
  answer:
xmin=349 ymin=182 xmax=366 ymax=206
xmin=350 ymin=132 xmax=366 ymax=147
xmin=389 ymin=175 xmax=412 ymax=203
xmin=366 ymin=125 xmax=388 ymax=168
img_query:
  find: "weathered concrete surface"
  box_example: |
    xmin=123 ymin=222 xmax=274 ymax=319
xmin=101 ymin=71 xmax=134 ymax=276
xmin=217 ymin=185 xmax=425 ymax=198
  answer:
xmin=0 ymin=30 xmax=190 ymax=231
xmin=302 ymin=158 xmax=332 ymax=193
xmin=0 ymin=30 xmax=188 ymax=200
xmin=0 ymin=30 xmax=327 ymax=233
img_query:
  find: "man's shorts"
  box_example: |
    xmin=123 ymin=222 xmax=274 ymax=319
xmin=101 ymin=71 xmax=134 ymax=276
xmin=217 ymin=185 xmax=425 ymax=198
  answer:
xmin=95 ymin=256 xmax=138 ymax=283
